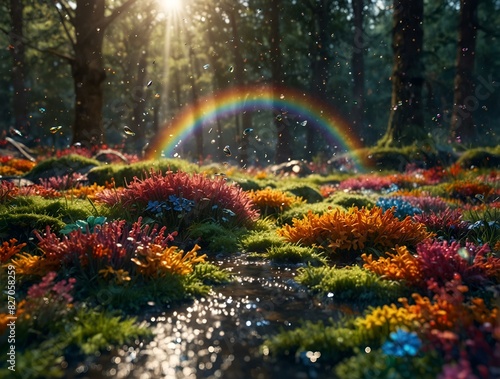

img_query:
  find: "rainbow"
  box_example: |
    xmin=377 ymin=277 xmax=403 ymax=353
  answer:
xmin=146 ymin=85 xmax=367 ymax=171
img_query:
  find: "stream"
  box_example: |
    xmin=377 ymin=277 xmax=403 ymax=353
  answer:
xmin=76 ymin=253 xmax=351 ymax=379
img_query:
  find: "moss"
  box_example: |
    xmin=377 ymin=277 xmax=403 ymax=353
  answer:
xmin=264 ymin=244 xmax=327 ymax=265
xmin=25 ymin=154 xmax=100 ymax=181
xmin=280 ymin=202 xmax=341 ymax=225
xmin=187 ymin=222 xmax=242 ymax=254
xmin=328 ymin=192 xmax=376 ymax=209
xmin=361 ymin=146 xmax=440 ymax=172
xmin=280 ymin=184 xmax=323 ymax=203
xmin=456 ymin=147 xmax=500 ymax=169
xmin=0 ymin=213 xmax=65 ymax=242
xmin=86 ymin=159 xmax=199 ymax=186
xmin=239 ymin=230 xmax=286 ymax=253
xmin=4 ymin=196 xmax=101 ymax=225
xmin=296 ymin=265 xmax=406 ymax=304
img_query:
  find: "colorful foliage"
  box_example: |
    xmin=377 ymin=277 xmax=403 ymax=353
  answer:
xmin=277 ymin=207 xmax=433 ymax=257
xmin=95 ymin=170 xmax=259 ymax=227
xmin=0 ymin=238 xmax=26 ymax=263
xmin=247 ymin=187 xmax=304 ymax=215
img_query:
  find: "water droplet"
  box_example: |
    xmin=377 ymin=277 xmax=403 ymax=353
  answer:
xmin=243 ymin=128 xmax=253 ymax=136
xmin=276 ymin=114 xmax=283 ymax=122
xmin=300 ymin=120 xmax=308 ymax=126
xmin=173 ymin=153 xmax=179 ymax=158
xmin=228 ymin=66 xmax=234 ymax=73
xmin=208 ymin=128 xmax=213 ymax=133
xmin=50 ymin=126 xmax=62 ymax=134
xmin=155 ymin=93 xmax=160 ymax=99
xmin=223 ymin=145 xmax=231 ymax=156
xmin=123 ymin=126 xmax=136 ymax=136
xmin=9 ymin=127 xmax=22 ymax=137
xmin=39 ymin=107 xmax=46 ymax=113
xmin=73 ymin=142 xmax=82 ymax=148
xmin=203 ymin=64 xmax=210 ymax=70
xmin=147 ymin=80 xmax=153 ymax=87
xmin=458 ymin=247 xmax=469 ymax=261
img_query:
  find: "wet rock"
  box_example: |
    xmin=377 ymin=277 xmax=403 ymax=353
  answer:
xmin=269 ymin=160 xmax=312 ymax=177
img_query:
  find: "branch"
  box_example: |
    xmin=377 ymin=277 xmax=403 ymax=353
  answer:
xmin=53 ymin=0 xmax=77 ymax=48
xmin=0 ymin=26 xmax=74 ymax=63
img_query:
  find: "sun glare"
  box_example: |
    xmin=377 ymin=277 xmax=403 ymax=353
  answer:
xmin=159 ymin=0 xmax=183 ymax=13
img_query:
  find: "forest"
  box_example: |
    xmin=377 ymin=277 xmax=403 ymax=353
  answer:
xmin=1 ymin=2 xmax=500 ymax=379
xmin=1 ymin=0 xmax=499 ymax=167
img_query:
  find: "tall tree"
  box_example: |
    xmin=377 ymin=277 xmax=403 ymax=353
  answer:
xmin=306 ymin=0 xmax=332 ymax=157
xmin=8 ymin=0 xmax=29 ymax=135
xmin=450 ymin=0 xmax=479 ymax=144
xmin=48 ymin=0 xmax=139 ymax=147
xmin=351 ymin=0 xmax=365 ymax=130
xmin=268 ymin=0 xmax=293 ymax=163
xmin=378 ymin=0 xmax=425 ymax=147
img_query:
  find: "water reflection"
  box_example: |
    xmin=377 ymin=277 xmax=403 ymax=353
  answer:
xmin=81 ymin=254 xmax=355 ymax=378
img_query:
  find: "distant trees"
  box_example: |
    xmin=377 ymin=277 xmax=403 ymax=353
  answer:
xmin=450 ymin=0 xmax=479 ymax=144
xmin=378 ymin=0 xmax=425 ymax=148
xmin=1 ymin=0 xmax=499 ymax=159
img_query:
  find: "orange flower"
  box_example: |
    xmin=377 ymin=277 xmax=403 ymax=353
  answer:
xmin=132 ymin=244 xmax=206 ymax=278
xmin=8 ymin=253 xmax=60 ymax=277
xmin=0 ymin=239 xmax=26 ymax=263
xmin=362 ymin=245 xmax=423 ymax=285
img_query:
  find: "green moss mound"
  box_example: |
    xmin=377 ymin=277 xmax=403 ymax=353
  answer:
xmin=0 ymin=213 xmax=65 ymax=242
xmin=456 ymin=147 xmax=500 ymax=169
xmin=25 ymin=154 xmax=101 ymax=181
xmin=87 ymin=159 xmax=199 ymax=186
xmin=328 ymin=192 xmax=376 ymax=209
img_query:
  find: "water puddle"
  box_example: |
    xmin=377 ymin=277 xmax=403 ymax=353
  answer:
xmin=76 ymin=253 xmax=353 ymax=378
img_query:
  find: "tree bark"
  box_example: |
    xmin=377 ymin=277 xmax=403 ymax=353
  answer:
xmin=351 ymin=0 xmax=365 ymax=130
xmin=227 ymin=7 xmax=251 ymax=166
xmin=70 ymin=0 xmax=107 ymax=146
xmin=268 ymin=0 xmax=292 ymax=164
xmin=450 ymin=0 xmax=479 ymax=144
xmin=9 ymin=0 xmax=29 ymax=135
xmin=307 ymin=0 xmax=331 ymax=157
xmin=379 ymin=0 xmax=425 ymax=147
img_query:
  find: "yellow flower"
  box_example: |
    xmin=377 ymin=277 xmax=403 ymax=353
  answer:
xmin=7 ymin=253 xmax=59 ymax=277
xmin=98 ymin=266 xmax=131 ymax=284
xmin=132 ymin=244 xmax=206 ymax=278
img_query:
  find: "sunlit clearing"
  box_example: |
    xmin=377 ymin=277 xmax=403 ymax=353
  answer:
xmin=159 ymin=0 xmax=183 ymax=13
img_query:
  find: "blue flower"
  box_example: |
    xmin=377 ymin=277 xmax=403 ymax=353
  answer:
xmin=382 ymin=329 xmax=421 ymax=357
xmin=376 ymin=197 xmax=422 ymax=219
xmin=146 ymin=200 xmax=170 ymax=215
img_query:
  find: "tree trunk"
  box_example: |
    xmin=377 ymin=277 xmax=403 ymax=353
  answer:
xmin=307 ymin=0 xmax=331 ymax=157
xmin=268 ymin=0 xmax=292 ymax=164
xmin=378 ymin=0 xmax=425 ymax=147
xmin=227 ymin=7 xmax=251 ymax=167
xmin=351 ymin=0 xmax=365 ymax=130
xmin=71 ymin=0 xmax=107 ymax=147
xmin=450 ymin=0 xmax=479 ymax=144
xmin=9 ymin=0 xmax=29 ymax=135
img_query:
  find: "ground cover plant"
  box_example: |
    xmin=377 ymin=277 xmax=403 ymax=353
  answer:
xmin=0 ymin=152 xmax=499 ymax=378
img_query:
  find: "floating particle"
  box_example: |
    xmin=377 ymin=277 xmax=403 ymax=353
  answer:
xmin=147 ymin=80 xmax=153 ymax=87
xmin=152 ymin=60 xmax=156 ymax=65
xmin=300 ymin=120 xmax=308 ymax=126
xmin=39 ymin=107 xmax=46 ymax=113
xmin=223 ymin=145 xmax=231 ymax=156
xmin=243 ymin=128 xmax=253 ymax=136
xmin=458 ymin=247 xmax=470 ymax=261
xmin=475 ymin=194 xmax=484 ymax=201
xmin=9 ymin=127 xmax=23 ymax=137
xmin=155 ymin=93 xmax=160 ymax=99
xmin=123 ymin=126 xmax=136 ymax=136
xmin=50 ymin=126 xmax=62 ymax=134
xmin=203 ymin=64 xmax=210 ymax=70
xmin=276 ymin=114 xmax=283 ymax=122
xmin=73 ymin=142 xmax=82 ymax=148
xmin=208 ymin=128 xmax=213 ymax=133
xmin=210 ymin=139 xmax=216 ymax=144
xmin=228 ymin=66 xmax=234 ymax=73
